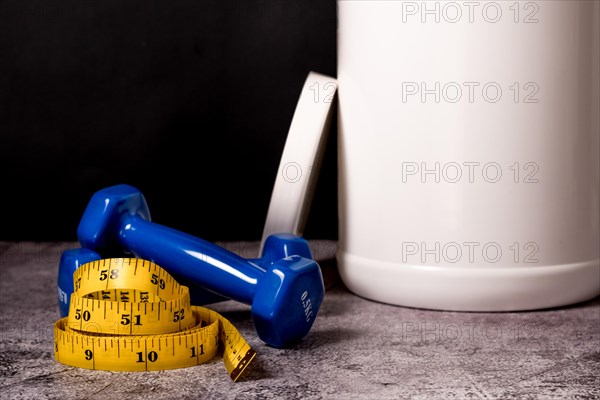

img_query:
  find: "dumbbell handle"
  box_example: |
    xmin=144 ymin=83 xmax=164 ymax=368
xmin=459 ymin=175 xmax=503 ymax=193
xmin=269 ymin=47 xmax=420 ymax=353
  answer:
xmin=120 ymin=215 xmax=263 ymax=304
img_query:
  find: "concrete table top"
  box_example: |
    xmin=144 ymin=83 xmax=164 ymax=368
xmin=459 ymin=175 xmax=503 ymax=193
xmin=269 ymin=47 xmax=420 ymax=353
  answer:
xmin=0 ymin=241 xmax=598 ymax=399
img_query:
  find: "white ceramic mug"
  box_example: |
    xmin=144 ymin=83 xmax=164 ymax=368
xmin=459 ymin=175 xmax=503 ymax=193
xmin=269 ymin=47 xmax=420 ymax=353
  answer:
xmin=337 ymin=0 xmax=600 ymax=310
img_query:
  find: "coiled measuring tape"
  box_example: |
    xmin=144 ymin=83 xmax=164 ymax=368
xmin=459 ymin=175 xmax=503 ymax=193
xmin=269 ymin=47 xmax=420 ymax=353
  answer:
xmin=53 ymin=258 xmax=256 ymax=381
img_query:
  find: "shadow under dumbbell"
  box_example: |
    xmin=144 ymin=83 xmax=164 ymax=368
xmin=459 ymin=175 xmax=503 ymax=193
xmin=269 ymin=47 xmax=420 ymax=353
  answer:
xmin=292 ymin=326 xmax=364 ymax=351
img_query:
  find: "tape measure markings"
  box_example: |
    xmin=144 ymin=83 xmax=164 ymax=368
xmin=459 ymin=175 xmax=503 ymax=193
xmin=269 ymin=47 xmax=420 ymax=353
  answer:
xmin=54 ymin=258 xmax=255 ymax=380
xmin=68 ymin=259 xmax=195 ymax=335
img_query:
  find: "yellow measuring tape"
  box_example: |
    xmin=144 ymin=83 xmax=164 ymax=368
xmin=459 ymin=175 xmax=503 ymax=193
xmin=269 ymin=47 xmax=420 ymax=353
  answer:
xmin=53 ymin=258 xmax=256 ymax=381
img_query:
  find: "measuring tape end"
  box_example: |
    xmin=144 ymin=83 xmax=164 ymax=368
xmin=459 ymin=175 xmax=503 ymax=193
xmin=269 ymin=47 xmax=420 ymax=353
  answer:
xmin=230 ymin=348 xmax=257 ymax=382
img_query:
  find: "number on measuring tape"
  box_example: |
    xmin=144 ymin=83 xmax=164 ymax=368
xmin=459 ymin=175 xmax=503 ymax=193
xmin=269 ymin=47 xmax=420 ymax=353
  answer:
xmin=120 ymin=314 xmax=142 ymax=326
xmin=136 ymin=351 xmax=158 ymax=363
xmin=75 ymin=309 xmax=91 ymax=321
xmin=99 ymin=268 xmax=120 ymax=281
xmin=190 ymin=344 xmax=205 ymax=358
xmin=150 ymin=273 xmax=166 ymax=289
xmin=173 ymin=309 xmax=185 ymax=322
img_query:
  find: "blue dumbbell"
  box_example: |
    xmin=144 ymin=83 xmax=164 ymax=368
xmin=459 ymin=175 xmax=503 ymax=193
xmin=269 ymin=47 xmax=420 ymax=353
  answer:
xmin=69 ymin=184 xmax=324 ymax=348
xmin=57 ymin=248 xmax=102 ymax=317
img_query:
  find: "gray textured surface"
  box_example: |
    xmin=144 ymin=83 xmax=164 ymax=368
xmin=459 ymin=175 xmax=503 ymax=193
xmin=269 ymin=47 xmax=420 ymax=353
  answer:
xmin=0 ymin=241 xmax=598 ymax=400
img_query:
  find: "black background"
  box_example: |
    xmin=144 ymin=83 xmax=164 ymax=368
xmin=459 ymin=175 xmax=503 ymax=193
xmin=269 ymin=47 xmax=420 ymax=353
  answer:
xmin=0 ymin=0 xmax=338 ymax=241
